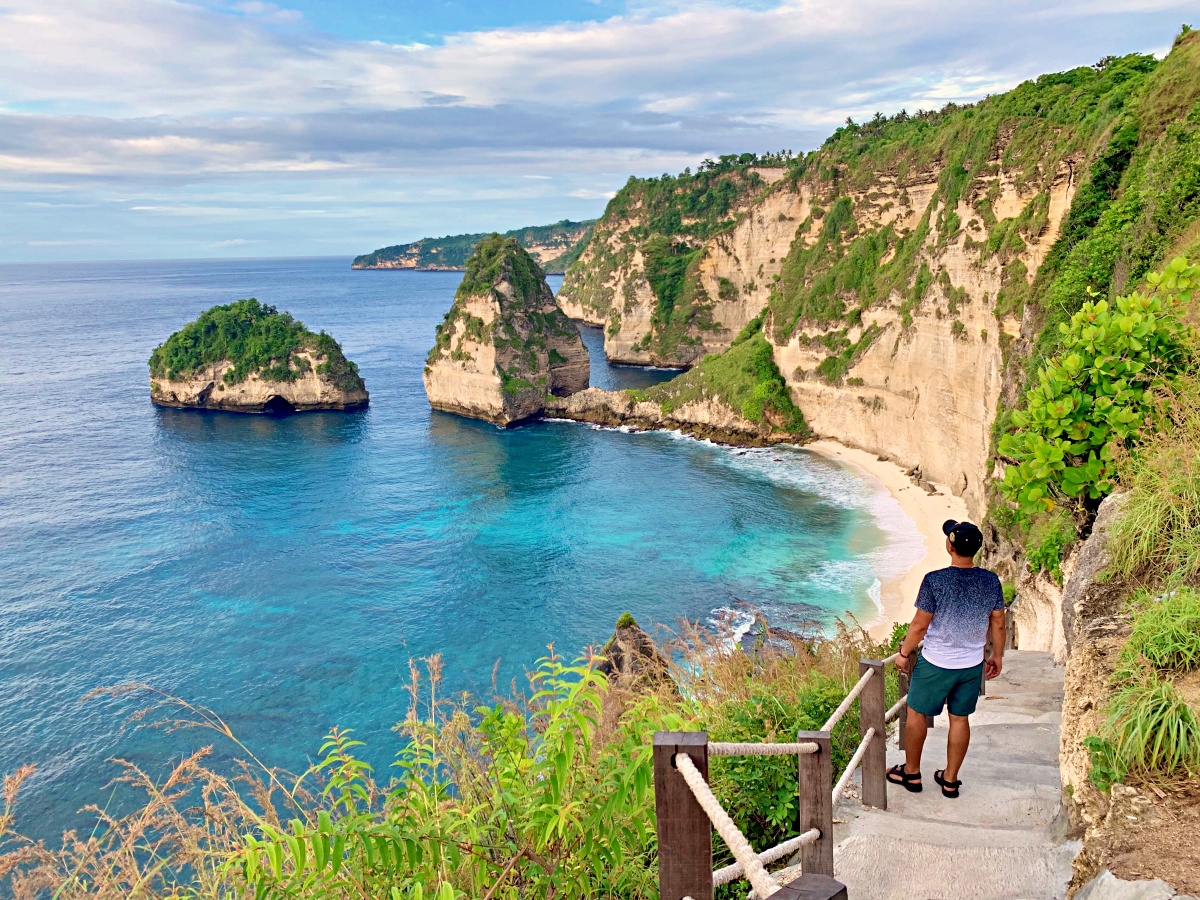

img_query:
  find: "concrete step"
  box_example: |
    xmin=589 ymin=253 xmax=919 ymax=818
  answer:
xmin=827 ymin=651 xmax=1076 ymax=899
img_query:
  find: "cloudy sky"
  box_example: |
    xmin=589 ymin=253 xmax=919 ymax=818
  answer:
xmin=0 ymin=1 xmax=1192 ymax=262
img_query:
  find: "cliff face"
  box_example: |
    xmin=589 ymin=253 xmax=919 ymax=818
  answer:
xmin=558 ymin=164 xmax=794 ymax=366
xmin=151 ymin=352 xmax=369 ymax=412
xmin=423 ymin=235 xmax=589 ymax=425
xmin=560 ymin=39 xmax=1200 ymax=518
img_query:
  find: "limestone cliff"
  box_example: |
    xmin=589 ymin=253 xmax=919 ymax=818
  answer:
xmin=423 ymin=235 xmax=589 ymax=425
xmin=560 ymin=37 xmax=1200 ymax=519
xmin=149 ymin=299 xmax=368 ymax=413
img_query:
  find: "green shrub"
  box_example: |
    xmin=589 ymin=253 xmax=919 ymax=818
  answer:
xmin=997 ymin=257 xmax=1197 ymax=517
xmin=887 ymin=621 xmax=909 ymax=651
xmin=1126 ymin=589 xmax=1200 ymax=671
xmin=1026 ymin=509 xmax=1077 ymax=583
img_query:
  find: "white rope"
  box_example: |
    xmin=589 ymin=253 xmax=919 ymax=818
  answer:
xmin=820 ymin=668 xmax=874 ymax=732
xmin=747 ymin=863 xmax=802 ymax=900
xmin=709 ymin=741 xmax=819 ymax=757
xmin=673 ymin=753 xmax=780 ymax=899
xmin=882 ymin=650 xmax=901 ymax=665
xmin=885 ymin=693 xmax=909 ymax=723
xmin=831 ymin=727 xmax=876 ymax=805
xmin=711 ymin=827 xmax=820 ymax=886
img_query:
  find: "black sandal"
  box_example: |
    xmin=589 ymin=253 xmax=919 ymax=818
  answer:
xmin=886 ymin=763 xmax=923 ymax=792
xmin=935 ymin=769 xmax=961 ymax=798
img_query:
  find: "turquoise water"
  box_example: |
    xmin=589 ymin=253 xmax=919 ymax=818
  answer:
xmin=0 ymin=257 xmax=913 ymax=838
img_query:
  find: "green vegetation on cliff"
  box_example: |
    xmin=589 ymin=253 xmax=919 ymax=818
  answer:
xmin=561 ymin=153 xmax=794 ymax=355
xmin=352 ymin=219 xmax=594 ymax=273
xmin=633 ymin=316 xmax=809 ymax=434
xmin=149 ymin=299 xmax=365 ymax=392
xmin=769 ymin=49 xmax=1161 ymax=343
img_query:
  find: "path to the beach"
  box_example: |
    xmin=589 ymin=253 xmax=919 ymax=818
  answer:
xmin=832 ymin=650 xmax=1077 ymax=899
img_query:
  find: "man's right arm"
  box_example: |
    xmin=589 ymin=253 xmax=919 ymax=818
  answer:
xmin=898 ymin=609 xmax=934 ymax=672
xmin=985 ymin=608 xmax=1006 ymax=679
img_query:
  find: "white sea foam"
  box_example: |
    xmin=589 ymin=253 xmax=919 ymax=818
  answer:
xmin=706 ymin=606 xmax=757 ymax=651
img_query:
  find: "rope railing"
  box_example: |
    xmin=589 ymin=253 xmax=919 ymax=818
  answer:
xmin=654 ymin=651 xmax=915 ymax=899
xmin=831 ymin=727 xmax=876 ymax=805
xmin=711 ymin=827 xmax=820 ymax=885
xmin=709 ymin=741 xmax=819 ymax=757
xmin=819 ymin=667 xmax=874 ymax=732
xmin=885 ymin=693 xmax=909 ymax=723
xmin=673 ymin=752 xmax=781 ymax=900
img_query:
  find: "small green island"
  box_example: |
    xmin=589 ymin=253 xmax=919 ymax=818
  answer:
xmin=149 ymin=299 xmax=369 ymax=413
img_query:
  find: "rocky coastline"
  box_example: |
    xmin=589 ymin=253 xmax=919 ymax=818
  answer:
xmin=151 ymin=355 xmax=369 ymax=413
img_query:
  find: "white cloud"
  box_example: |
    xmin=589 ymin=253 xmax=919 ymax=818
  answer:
xmin=0 ymin=0 xmax=1192 ymax=259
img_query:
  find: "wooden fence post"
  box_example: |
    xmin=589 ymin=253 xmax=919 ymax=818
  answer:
xmin=796 ymin=730 xmax=834 ymax=877
xmin=859 ymin=659 xmax=887 ymax=809
xmin=898 ymin=666 xmax=910 ymax=747
xmin=653 ymin=732 xmax=712 ymax=900
xmin=765 ymin=873 xmax=849 ymax=899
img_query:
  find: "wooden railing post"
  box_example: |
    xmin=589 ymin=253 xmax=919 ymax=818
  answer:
xmin=796 ymin=730 xmax=834 ymax=877
xmin=859 ymin=659 xmax=887 ymax=809
xmin=898 ymin=665 xmax=910 ymax=747
xmin=653 ymin=732 xmax=712 ymax=900
xmin=766 ymin=873 xmax=849 ymax=899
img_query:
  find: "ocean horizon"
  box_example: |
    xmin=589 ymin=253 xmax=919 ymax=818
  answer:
xmin=0 ymin=256 xmax=920 ymax=840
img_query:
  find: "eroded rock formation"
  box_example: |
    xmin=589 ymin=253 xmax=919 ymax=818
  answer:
xmin=423 ymin=235 xmax=589 ymax=425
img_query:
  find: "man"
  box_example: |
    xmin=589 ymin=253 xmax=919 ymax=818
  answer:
xmin=886 ymin=519 xmax=1006 ymax=798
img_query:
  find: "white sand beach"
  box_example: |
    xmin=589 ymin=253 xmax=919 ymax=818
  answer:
xmin=806 ymin=440 xmax=970 ymax=640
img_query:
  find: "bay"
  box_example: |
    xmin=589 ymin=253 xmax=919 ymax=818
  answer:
xmin=0 ymin=257 xmax=908 ymax=839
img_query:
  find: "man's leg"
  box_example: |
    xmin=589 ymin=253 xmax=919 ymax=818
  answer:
xmin=944 ymin=713 xmax=970 ymax=782
xmin=904 ymin=705 xmax=929 ymax=776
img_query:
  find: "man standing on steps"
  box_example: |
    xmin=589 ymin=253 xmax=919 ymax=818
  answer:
xmin=885 ymin=520 xmax=1007 ymax=798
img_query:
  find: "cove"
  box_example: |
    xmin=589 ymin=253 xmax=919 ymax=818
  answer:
xmin=0 ymin=257 xmax=904 ymax=840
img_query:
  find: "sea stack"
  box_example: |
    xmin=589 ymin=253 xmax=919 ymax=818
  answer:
xmin=423 ymin=234 xmax=589 ymax=425
xmin=149 ymin=299 xmax=368 ymax=413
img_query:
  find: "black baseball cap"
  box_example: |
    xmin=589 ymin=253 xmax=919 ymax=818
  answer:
xmin=942 ymin=519 xmax=983 ymax=557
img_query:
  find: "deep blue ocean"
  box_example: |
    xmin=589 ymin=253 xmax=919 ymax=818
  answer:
xmin=0 ymin=257 xmax=919 ymax=839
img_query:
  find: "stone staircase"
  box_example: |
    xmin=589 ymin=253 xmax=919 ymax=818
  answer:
xmin=830 ymin=651 xmax=1079 ymax=900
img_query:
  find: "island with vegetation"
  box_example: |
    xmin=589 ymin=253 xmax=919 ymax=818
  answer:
xmin=352 ymin=219 xmax=595 ymax=273
xmin=149 ymin=299 xmax=369 ymax=413
xmin=423 ymin=234 xmax=589 ymax=424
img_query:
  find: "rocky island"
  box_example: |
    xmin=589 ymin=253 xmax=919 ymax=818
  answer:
xmin=150 ymin=299 xmax=369 ymax=413
xmin=423 ymin=235 xmax=589 ymax=424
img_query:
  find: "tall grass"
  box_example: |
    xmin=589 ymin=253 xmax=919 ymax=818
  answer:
xmin=0 ymin=618 xmax=893 ymax=899
xmin=1105 ymin=671 xmax=1200 ymax=777
xmin=1110 ymin=386 xmax=1200 ymax=586
xmin=1126 ymin=589 xmax=1200 ymax=671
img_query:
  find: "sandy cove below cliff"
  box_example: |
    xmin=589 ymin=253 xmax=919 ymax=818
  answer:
xmin=545 ymin=387 xmax=967 ymax=637
xmin=806 ymin=440 xmax=969 ymax=640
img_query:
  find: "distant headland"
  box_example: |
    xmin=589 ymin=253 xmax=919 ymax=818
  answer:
xmin=351 ymin=219 xmax=595 ymax=274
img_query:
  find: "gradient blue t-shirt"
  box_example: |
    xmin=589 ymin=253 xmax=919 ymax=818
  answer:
xmin=916 ymin=566 xmax=1005 ymax=669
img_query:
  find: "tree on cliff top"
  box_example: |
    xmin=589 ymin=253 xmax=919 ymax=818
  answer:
xmin=149 ymin=298 xmax=364 ymax=392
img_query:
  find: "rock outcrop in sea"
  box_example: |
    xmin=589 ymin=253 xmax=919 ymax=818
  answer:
xmin=423 ymin=234 xmax=589 ymax=425
xmin=150 ymin=299 xmax=368 ymax=413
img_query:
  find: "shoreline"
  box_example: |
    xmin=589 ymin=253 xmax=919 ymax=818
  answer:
xmin=805 ymin=439 xmax=969 ymax=641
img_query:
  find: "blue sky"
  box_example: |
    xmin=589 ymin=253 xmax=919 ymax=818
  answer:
xmin=0 ymin=1 xmax=1193 ymax=262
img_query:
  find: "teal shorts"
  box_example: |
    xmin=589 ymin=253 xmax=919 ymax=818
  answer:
xmin=907 ymin=655 xmax=983 ymax=717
